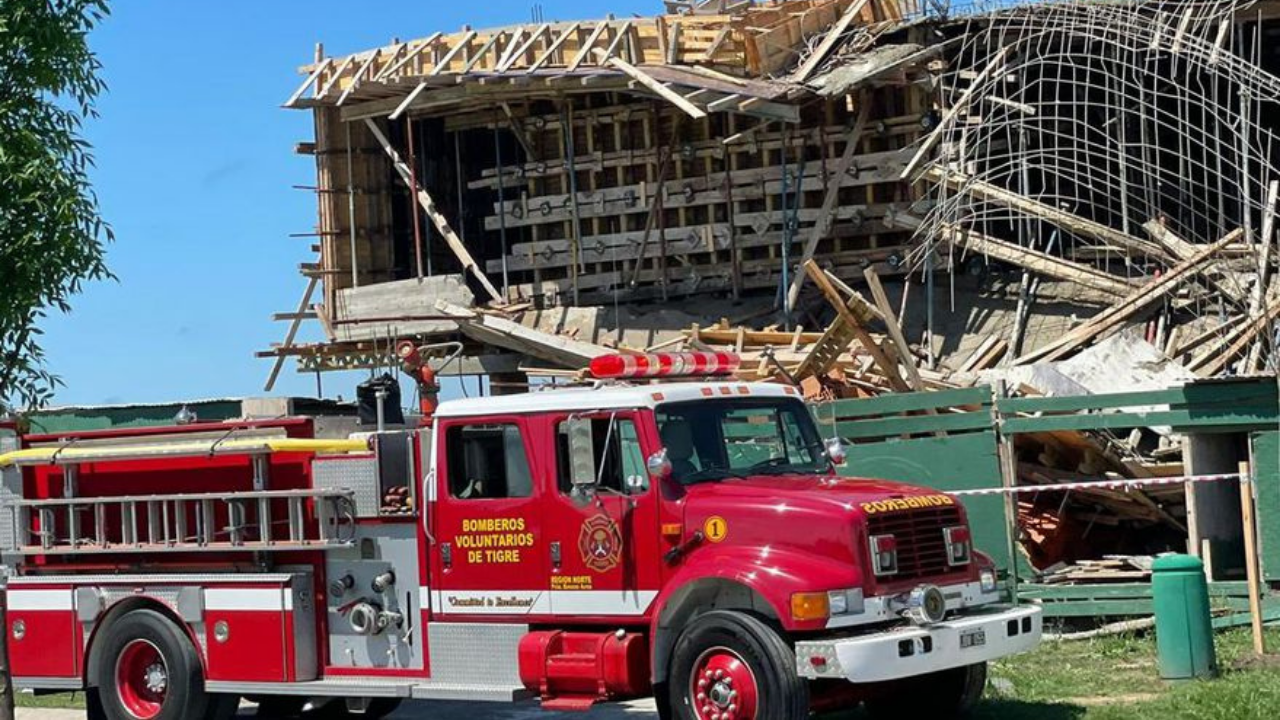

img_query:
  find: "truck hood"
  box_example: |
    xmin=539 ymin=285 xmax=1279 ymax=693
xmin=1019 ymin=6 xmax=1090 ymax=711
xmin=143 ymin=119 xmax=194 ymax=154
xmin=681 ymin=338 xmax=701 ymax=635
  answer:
xmin=682 ymin=473 xmax=953 ymax=513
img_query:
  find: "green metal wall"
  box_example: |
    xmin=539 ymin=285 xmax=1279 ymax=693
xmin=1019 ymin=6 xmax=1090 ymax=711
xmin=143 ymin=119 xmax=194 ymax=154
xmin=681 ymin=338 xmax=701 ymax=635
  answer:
xmin=1253 ymin=431 xmax=1280 ymax=582
xmin=26 ymin=401 xmax=244 ymax=435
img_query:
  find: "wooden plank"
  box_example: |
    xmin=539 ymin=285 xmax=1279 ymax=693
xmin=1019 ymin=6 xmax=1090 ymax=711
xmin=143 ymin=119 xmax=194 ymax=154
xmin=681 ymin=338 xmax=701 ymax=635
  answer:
xmin=364 ymin=119 xmax=502 ymax=302
xmin=499 ymin=24 xmax=550 ymax=72
xmin=389 ymin=81 xmax=431 ymax=121
xmin=378 ymin=36 xmax=442 ymax=80
xmin=568 ymin=22 xmax=611 ymax=72
xmin=930 ymin=169 xmax=1169 ymax=260
xmin=862 ymin=267 xmax=925 ymax=391
xmin=1015 ymin=231 xmax=1238 ymax=364
xmin=527 ymin=23 xmax=580 ymax=73
xmin=1190 ymin=293 xmax=1280 ymax=375
xmin=264 ymin=277 xmax=319 ymax=391
xmin=803 ymin=259 xmax=910 ymax=391
xmin=700 ymin=26 xmax=734 ymax=62
xmin=900 ymin=46 xmax=1009 ymax=179
xmin=942 ymin=222 xmax=1138 ymax=298
xmin=316 ymin=55 xmax=356 ymax=100
xmin=785 ymin=96 xmax=870 ymax=309
xmin=591 ymin=49 xmax=707 ymax=119
xmin=430 ymin=30 xmax=478 ymax=76
xmin=285 ymin=59 xmax=332 ymax=108
xmin=460 ymin=31 xmax=506 ymax=74
xmin=336 ymin=51 xmax=381 ymax=106
xmin=792 ymin=0 xmax=870 ymax=82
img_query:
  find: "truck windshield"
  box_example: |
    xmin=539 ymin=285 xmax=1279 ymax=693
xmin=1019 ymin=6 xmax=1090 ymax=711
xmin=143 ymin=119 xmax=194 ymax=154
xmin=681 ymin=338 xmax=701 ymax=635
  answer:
xmin=655 ymin=398 xmax=827 ymax=484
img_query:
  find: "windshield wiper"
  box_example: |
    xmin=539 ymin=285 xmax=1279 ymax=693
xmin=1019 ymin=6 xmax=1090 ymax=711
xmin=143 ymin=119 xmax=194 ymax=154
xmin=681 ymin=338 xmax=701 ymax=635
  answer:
xmin=681 ymin=466 xmax=750 ymax=485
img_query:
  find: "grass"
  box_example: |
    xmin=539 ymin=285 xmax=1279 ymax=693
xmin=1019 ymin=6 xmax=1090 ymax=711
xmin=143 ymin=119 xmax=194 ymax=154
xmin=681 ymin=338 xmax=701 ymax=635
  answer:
xmin=968 ymin=627 xmax=1280 ymax=720
xmin=17 ymin=629 xmax=1280 ymax=718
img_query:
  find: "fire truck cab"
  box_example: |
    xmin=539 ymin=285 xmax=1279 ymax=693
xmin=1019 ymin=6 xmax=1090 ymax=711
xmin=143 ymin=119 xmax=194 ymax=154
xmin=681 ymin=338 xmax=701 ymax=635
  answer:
xmin=1 ymin=366 xmax=1040 ymax=720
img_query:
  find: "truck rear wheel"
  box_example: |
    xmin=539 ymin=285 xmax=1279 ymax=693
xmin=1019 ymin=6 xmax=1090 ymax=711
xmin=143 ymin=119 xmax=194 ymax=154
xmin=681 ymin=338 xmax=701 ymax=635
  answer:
xmin=94 ymin=609 xmax=211 ymax=720
xmin=667 ymin=610 xmax=808 ymax=720
xmin=863 ymin=662 xmax=987 ymax=719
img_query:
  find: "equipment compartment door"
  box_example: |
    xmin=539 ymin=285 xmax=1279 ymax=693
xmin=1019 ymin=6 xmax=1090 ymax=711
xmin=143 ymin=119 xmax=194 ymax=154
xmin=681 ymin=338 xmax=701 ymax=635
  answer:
xmin=430 ymin=416 xmax=548 ymax=616
xmin=542 ymin=412 xmax=662 ymax=617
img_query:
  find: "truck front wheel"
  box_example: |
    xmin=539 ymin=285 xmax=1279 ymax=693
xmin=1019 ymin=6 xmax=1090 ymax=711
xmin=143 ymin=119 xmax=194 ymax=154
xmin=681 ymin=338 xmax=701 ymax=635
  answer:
xmin=94 ymin=609 xmax=211 ymax=720
xmin=667 ymin=610 xmax=808 ymax=720
xmin=864 ymin=661 xmax=987 ymax=719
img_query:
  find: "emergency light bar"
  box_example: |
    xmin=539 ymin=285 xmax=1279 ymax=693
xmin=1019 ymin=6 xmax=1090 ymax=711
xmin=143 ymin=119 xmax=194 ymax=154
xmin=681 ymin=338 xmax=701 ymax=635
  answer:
xmin=588 ymin=352 xmax=741 ymax=380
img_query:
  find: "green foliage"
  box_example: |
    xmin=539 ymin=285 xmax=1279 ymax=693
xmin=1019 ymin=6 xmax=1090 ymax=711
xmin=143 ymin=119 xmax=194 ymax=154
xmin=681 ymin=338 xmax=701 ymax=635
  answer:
xmin=0 ymin=0 xmax=113 ymax=411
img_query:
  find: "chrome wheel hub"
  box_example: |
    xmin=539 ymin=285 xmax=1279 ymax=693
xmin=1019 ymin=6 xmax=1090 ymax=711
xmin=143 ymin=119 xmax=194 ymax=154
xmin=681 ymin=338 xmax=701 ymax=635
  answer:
xmin=143 ymin=663 xmax=168 ymax=695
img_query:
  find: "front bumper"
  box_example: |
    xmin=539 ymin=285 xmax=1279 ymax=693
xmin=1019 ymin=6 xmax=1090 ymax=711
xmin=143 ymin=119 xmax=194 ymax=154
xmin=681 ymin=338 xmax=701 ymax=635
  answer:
xmin=795 ymin=604 xmax=1042 ymax=684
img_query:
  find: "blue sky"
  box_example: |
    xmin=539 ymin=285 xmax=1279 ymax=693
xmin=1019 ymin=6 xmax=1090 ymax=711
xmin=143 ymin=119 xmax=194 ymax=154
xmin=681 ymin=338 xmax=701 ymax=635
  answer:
xmin=38 ymin=0 xmax=654 ymax=407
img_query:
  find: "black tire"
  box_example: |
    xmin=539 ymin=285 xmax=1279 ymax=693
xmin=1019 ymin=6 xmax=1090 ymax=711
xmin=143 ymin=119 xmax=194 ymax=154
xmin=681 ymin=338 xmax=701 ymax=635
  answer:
xmin=864 ymin=662 xmax=987 ymax=719
xmin=254 ymin=696 xmax=306 ymax=718
xmin=93 ymin=609 xmax=211 ymax=720
xmin=86 ymin=688 xmax=108 ymax=720
xmin=666 ymin=610 xmax=808 ymax=720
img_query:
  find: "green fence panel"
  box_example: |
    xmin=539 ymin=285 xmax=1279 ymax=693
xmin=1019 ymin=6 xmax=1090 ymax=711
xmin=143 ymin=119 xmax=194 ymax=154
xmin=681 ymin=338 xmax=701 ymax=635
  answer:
xmin=836 ymin=411 xmax=994 ymax=439
xmin=1252 ymin=431 xmax=1280 ymax=583
xmin=827 ymin=386 xmax=992 ymax=419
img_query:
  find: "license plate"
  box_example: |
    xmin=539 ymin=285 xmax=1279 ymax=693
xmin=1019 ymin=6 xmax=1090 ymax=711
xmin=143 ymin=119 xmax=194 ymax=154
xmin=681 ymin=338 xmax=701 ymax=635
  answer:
xmin=960 ymin=630 xmax=986 ymax=649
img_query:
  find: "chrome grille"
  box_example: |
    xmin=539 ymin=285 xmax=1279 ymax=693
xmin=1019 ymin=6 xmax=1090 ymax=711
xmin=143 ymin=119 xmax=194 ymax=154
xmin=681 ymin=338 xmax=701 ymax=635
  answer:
xmin=866 ymin=505 xmax=964 ymax=580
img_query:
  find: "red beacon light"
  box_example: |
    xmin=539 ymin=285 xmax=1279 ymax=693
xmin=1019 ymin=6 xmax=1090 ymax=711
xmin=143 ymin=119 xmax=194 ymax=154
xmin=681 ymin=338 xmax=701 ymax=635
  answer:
xmin=588 ymin=352 xmax=741 ymax=380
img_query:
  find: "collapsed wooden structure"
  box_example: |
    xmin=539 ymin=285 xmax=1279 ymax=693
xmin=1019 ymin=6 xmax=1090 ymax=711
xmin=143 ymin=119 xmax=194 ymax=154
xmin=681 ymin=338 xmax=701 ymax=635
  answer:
xmin=263 ymin=0 xmax=1280 ymax=398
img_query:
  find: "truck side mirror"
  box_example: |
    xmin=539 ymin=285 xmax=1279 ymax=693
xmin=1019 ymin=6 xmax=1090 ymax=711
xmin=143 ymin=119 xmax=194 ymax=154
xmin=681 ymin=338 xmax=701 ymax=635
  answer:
xmin=825 ymin=437 xmax=848 ymax=467
xmin=566 ymin=417 xmax=597 ymax=489
xmin=647 ymin=448 xmax=673 ymax=479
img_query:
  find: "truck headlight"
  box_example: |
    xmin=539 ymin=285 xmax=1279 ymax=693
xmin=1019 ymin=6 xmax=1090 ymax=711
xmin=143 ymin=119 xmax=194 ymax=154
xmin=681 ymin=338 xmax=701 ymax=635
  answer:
xmin=980 ymin=569 xmax=998 ymax=594
xmin=827 ymin=588 xmax=865 ymax=616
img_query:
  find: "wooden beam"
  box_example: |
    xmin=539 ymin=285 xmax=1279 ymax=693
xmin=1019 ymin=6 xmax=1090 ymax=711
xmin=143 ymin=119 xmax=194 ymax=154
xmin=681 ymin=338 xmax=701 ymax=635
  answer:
xmin=568 ymin=22 xmax=609 ymax=72
xmin=264 ymin=277 xmax=319 ymax=391
xmin=785 ymin=96 xmax=870 ymax=310
xmin=337 ymin=51 xmax=382 ymax=106
xmin=430 ymin=30 xmax=478 ymax=76
xmin=460 ymin=31 xmax=506 ymax=74
xmin=1015 ymin=231 xmax=1238 ymax=365
xmin=284 ymin=58 xmax=332 ymax=108
xmin=900 ymin=46 xmax=1009 ymax=179
xmin=792 ymin=0 xmax=870 ymax=83
xmin=527 ymin=23 xmax=580 ymax=73
xmin=803 ymin=260 xmax=911 ymax=391
xmin=364 ymin=119 xmax=502 ymax=302
xmin=499 ymin=24 xmax=549 ymax=72
xmin=930 ymin=168 xmax=1170 ymax=260
xmin=597 ymin=20 xmax=634 ymax=65
xmin=700 ymin=26 xmax=733 ymax=63
xmin=592 ymin=49 xmax=707 ymax=119
xmin=389 ymin=81 xmax=431 ymax=121
xmin=943 ymin=222 xmax=1138 ymax=298
xmin=863 ymin=268 xmax=925 ymax=391
xmin=316 ymin=55 xmax=356 ymax=100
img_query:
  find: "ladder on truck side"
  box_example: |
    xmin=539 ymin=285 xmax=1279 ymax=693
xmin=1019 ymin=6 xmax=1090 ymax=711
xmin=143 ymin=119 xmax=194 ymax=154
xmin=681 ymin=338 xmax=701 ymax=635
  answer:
xmin=0 ymin=436 xmax=361 ymax=556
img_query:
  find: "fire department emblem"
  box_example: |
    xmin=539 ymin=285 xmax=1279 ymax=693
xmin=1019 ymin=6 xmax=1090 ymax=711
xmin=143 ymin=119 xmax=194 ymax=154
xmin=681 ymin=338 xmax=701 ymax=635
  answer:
xmin=578 ymin=514 xmax=623 ymax=573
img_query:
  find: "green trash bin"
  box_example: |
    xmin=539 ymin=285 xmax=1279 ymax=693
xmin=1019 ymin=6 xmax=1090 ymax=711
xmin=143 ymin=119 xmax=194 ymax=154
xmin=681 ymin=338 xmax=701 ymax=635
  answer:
xmin=1152 ymin=554 xmax=1218 ymax=680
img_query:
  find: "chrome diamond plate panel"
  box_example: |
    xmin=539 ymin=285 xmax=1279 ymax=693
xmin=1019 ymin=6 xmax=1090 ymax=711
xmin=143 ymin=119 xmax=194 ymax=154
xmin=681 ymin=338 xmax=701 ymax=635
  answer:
xmin=313 ymin=457 xmax=380 ymax=518
xmin=426 ymin=622 xmax=524 ymax=686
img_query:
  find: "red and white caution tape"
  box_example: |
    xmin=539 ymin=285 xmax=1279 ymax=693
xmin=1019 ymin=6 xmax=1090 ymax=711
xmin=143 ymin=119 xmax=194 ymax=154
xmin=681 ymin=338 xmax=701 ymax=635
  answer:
xmin=948 ymin=472 xmax=1244 ymax=497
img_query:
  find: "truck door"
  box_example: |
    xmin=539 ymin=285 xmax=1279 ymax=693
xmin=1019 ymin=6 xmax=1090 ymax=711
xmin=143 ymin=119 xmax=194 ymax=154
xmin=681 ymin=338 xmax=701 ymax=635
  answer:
xmin=430 ymin=416 xmax=547 ymax=616
xmin=542 ymin=411 xmax=662 ymax=617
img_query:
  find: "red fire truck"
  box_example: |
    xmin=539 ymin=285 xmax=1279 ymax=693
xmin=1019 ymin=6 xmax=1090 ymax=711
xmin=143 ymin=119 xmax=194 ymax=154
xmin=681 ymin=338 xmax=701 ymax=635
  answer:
xmin=0 ymin=353 xmax=1040 ymax=720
